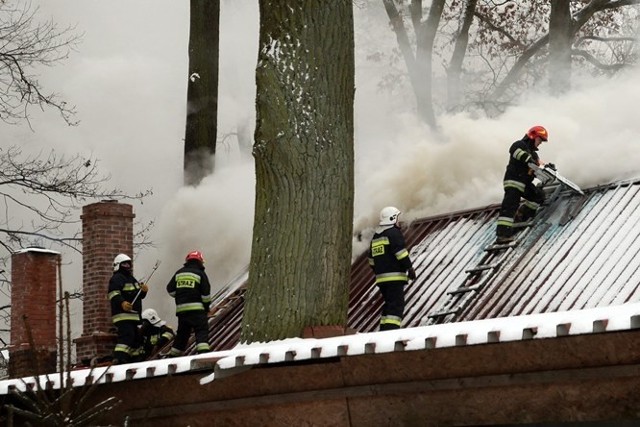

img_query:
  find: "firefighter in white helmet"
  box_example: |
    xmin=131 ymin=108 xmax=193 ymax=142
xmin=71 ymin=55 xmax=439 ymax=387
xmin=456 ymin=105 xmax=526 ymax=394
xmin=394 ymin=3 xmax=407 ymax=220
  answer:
xmin=367 ymin=207 xmax=416 ymax=331
xmin=107 ymin=253 xmax=148 ymax=364
xmin=139 ymin=308 xmax=175 ymax=359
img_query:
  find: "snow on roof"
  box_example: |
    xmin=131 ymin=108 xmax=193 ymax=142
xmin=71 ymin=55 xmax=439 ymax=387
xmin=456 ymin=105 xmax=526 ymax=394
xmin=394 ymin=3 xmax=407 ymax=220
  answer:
xmin=1 ymin=301 xmax=639 ymax=393
xmin=13 ymin=247 xmax=61 ymax=255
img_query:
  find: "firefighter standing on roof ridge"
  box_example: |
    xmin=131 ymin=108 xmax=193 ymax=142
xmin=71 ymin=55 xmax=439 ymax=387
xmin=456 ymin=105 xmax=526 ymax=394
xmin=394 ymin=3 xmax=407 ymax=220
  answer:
xmin=166 ymin=250 xmax=212 ymax=356
xmin=368 ymin=207 xmax=416 ymax=331
xmin=108 ymin=253 xmax=148 ymax=364
xmin=496 ymin=125 xmax=548 ymax=243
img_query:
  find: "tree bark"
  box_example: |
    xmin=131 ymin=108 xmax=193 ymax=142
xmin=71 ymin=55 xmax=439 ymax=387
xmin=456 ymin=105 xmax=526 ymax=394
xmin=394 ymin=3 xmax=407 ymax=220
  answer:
xmin=184 ymin=0 xmax=220 ymax=186
xmin=242 ymin=0 xmax=354 ymax=342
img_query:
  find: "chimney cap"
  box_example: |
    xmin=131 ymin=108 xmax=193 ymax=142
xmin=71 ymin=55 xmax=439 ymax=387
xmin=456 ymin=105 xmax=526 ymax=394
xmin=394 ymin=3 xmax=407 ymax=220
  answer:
xmin=15 ymin=247 xmax=61 ymax=255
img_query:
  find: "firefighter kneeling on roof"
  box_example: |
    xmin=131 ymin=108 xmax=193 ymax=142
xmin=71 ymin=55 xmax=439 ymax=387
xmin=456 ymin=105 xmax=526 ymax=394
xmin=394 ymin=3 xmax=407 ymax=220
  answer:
xmin=139 ymin=308 xmax=175 ymax=359
xmin=368 ymin=207 xmax=416 ymax=331
xmin=166 ymin=250 xmax=212 ymax=356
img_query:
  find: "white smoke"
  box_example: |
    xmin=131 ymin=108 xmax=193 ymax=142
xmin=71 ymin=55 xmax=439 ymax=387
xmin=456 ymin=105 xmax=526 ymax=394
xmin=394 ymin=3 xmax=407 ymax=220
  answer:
xmin=2 ymin=0 xmax=639 ymax=334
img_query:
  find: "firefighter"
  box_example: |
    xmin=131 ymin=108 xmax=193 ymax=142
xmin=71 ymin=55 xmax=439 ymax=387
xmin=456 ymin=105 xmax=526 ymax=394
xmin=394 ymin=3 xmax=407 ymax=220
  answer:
xmin=496 ymin=125 xmax=548 ymax=243
xmin=107 ymin=253 xmax=148 ymax=364
xmin=368 ymin=206 xmax=416 ymax=331
xmin=166 ymin=250 xmax=212 ymax=356
xmin=139 ymin=308 xmax=175 ymax=359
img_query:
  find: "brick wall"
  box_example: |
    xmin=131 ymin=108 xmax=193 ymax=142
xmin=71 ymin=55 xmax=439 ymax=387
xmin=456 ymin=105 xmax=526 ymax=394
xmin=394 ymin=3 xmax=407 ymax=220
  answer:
xmin=9 ymin=248 xmax=60 ymax=378
xmin=74 ymin=201 xmax=135 ymax=363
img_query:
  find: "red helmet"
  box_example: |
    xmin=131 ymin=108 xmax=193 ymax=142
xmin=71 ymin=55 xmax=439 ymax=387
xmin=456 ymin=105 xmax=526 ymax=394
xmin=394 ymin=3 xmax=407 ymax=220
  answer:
xmin=527 ymin=125 xmax=548 ymax=141
xmin=185 ymin=250 xmax=204 ymax=263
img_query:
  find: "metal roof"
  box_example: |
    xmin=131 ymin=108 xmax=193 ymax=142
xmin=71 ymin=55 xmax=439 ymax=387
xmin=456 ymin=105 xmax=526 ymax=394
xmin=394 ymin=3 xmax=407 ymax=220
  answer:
xmin=191 ymin=177 xmax=640 ymax=353
xmin=4 ymin=177 xmax=640 ymax=390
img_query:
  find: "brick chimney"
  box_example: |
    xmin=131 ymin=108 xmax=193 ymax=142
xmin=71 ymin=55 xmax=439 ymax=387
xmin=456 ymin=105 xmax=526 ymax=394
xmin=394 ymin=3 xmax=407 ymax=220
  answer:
xmin=9 ymin=248 xmax=60 ymax=378
xmin=74 ymin=201 xmax=134 ymax=364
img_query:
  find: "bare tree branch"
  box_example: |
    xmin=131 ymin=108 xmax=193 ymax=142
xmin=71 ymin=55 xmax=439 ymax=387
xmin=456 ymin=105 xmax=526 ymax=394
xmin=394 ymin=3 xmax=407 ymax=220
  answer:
xmin=573 ymin=48 xmax=628 ymax=70
xmin=491 ymin=0 xmax=640 ymax=100
xmin=0 ymin=145 xmax=153 ymax=335
xmin=0 ymin=1 xmax=82 ymax=126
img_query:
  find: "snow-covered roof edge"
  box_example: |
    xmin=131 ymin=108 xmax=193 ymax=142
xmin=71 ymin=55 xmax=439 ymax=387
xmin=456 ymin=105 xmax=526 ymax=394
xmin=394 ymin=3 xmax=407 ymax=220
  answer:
xmin=1 ymin=301 xmax=639 ymax=394
xmin=13 ymin=247 xmax=60 ymax=255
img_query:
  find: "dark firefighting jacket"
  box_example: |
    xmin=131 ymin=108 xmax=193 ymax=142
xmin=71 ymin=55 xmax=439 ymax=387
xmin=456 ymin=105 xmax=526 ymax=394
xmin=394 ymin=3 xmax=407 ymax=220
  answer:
xmin=368 ymin=225 xmax=414 ymax=284
xmin=504 ymin=137 xmax=540 ymax=184
xmin=140 ymin=322 xmax=175 ymax=356
xmin=166 ymin=260 xmax=212 ymax=315
xmin=108 ymin=269 xmax=145 ymax=323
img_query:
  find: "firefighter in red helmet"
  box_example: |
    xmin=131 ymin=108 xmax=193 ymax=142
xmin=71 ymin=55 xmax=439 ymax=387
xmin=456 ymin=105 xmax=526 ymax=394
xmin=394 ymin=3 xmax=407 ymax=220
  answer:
xmin=496 ymin=126 xmax=548 ymax=243
xmin=166 ymin=250 xmax=212 ymax=356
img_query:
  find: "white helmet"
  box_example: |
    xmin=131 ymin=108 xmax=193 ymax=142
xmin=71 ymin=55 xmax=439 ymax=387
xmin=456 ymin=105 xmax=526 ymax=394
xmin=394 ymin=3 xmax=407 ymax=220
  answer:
xmin=379 ymin=206 xmax=401 ymax=226
xmin=113 ymin=253 xmax=132 ymax=271
xmin=141 ymin=308 xmax=166 ymax=326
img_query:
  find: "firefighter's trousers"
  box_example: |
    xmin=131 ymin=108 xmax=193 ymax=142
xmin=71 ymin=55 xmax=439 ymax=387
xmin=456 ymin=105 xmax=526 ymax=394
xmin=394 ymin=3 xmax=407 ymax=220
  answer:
xmin=377 ymin=281 xmax=406 ymax=331
xmin=496 ymin=180 xmax=545 ymax=238
xmin=171 ymin=311 xmax=210 ymax=355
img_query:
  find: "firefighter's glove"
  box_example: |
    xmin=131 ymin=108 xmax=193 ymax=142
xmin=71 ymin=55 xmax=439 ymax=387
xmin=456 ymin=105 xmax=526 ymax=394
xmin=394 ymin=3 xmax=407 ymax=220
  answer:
xmin=121 ymin=301 xmax=133 ymax=312
xmin=408 ymin=268 xmax=417 ymax=281
xmin=140 ymin=283 xmax=149 ymax=293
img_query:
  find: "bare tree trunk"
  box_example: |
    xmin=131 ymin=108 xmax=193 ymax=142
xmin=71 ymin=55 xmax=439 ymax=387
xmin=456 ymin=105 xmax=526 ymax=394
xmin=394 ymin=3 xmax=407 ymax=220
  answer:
xmin=184 ymin=0 xmax=220 ymax=186
xmin=447 ymin=0 xmax=477 ymax=109
xmin=414 ymin=0 xmax=446 ymax=128
xmin=382 ymin=0 xmax=443 ymax=128
xmin=242 ymin=0 xmax=354 ymax=343
xmin=381 ymin=0 xmax=421 ymax=99
xmin=549 ymin=0 xmax=572 ymax=94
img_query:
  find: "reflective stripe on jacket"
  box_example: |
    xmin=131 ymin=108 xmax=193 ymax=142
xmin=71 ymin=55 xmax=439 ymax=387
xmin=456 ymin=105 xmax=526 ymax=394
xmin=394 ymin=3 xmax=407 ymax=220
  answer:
xmin=368 ymin=225 xmax=413 ymax=285
xmin=166 ymin=260 xmax=212 ymax=315
xmin=504 ymin=137 xmax=540 ymax=184
xmin=108 ymin=269 xmax=144 ymax=323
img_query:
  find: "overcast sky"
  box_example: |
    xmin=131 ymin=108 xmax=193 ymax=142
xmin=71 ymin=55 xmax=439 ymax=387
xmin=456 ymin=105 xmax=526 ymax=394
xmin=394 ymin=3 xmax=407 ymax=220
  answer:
xmin=2 ymin=1 xmax=640 ymax=333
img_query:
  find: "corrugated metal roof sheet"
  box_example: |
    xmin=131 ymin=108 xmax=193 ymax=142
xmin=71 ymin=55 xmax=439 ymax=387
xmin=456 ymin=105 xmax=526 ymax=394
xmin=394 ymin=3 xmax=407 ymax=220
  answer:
xmin=191 ymin=178 xmax=640 ymax=353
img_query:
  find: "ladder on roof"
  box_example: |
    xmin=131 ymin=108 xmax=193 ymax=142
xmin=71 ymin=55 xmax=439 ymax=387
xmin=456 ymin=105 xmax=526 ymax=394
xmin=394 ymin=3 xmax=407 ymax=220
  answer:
xmin=425 ymin=166 xmax=584 ymax=325
xmin=426 ymin=223 xmax=532 ymax=324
